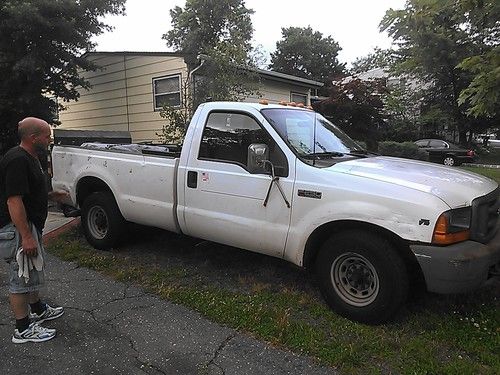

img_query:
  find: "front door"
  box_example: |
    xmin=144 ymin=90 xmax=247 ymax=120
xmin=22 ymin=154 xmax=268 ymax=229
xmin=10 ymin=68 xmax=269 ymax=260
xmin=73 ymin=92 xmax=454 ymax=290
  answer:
xmin=181 ymin=110 xmax=294 ymax=258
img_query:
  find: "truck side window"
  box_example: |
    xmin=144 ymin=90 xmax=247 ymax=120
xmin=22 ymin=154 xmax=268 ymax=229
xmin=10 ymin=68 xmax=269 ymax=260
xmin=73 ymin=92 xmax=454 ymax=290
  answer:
xmin=199 ymin=112 xmax=288 ymax=177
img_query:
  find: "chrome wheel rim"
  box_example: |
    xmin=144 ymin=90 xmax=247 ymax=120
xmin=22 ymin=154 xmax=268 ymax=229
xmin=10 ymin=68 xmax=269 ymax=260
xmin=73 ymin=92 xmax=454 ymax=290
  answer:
xmin=330 ymin=252 xmax=379 ymax=306
xmin=443 ymin=157 xmax=454 ymax=166
xmin=87 ymin=206 xmax=108 ymax=240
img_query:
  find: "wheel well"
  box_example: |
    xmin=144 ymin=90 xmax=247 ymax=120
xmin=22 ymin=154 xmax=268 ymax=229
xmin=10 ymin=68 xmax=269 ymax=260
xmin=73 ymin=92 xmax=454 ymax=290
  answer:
xmin=302 ymin=220 xmax=421 ymax=276
xmin=76 ymin=176 xmax=113 ymax=207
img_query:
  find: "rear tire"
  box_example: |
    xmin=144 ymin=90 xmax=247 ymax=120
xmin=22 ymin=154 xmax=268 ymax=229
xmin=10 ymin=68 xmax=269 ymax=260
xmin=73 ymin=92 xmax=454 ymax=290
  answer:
xmin=315 ymin=230 xmax=409 ymax=324
xmin=81 ymin=191 xmax=126 ymax=250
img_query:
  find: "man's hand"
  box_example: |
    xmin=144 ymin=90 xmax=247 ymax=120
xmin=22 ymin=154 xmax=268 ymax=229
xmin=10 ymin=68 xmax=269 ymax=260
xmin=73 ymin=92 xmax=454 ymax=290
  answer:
xmin=7 ymin=195 xmax=38 ymax=256
xmin=48 ymin=189 xmax=70 ymax=204
xmin=21 ymin=233 xmax=38 ymax=257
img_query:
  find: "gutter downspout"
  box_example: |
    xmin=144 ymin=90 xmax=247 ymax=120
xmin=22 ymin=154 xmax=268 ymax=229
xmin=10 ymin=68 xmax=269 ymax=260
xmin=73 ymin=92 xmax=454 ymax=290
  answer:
xmin=187 ymin=54 xmax=207 ymax=113
xmin=123 ymin=55 xmax=130 ymax=132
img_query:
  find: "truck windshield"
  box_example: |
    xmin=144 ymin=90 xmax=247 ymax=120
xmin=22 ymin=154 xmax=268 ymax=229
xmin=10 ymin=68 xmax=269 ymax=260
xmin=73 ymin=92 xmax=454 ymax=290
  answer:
xmin=261 ymin=108 xmax=365 ymax=158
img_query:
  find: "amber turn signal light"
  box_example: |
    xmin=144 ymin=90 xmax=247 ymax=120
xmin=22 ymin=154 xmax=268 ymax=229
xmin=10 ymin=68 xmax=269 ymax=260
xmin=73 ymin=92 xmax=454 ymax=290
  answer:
xmin=432 ymin=214 xmax=470 ymax=245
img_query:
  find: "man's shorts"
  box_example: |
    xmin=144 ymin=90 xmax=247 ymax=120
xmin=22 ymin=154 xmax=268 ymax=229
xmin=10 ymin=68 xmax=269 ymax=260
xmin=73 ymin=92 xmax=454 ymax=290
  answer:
xmin=0 ymin=222 xmax=46 ymax=293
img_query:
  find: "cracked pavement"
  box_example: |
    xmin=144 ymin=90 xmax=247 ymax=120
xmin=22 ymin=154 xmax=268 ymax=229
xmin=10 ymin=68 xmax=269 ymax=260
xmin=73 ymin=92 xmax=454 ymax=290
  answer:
xmin=0 ymin=251 xmax=337 ymax=374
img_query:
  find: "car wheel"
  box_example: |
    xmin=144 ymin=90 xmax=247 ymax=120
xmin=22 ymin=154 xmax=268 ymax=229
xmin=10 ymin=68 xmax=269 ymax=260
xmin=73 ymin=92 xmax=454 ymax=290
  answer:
xmin=315 ymin=230 xmax=409 ymax=324
xmin=81 ymin=191 xmax=126 ymax=250
xmin=443 ymin=156 xmax=456 ymax=166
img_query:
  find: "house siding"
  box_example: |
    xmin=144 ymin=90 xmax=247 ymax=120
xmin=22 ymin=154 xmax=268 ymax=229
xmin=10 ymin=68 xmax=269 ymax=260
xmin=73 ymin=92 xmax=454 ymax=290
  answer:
xmin=59 ymin=54 xmax=188 ymax=142
xmin=58 ymin=53 xmax=319 ymax=143
xmin=247 ymin=79 xmax=311 ymax=105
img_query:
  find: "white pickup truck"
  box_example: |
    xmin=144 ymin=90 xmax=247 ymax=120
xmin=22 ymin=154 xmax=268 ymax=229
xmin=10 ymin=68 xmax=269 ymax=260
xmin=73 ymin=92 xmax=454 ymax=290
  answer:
xmin=52 ymin=101 xmax=500 ymax=324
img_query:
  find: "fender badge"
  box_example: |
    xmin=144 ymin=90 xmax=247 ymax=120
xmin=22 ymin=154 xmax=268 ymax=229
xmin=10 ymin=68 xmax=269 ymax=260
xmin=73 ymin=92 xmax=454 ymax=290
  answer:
xmin=298 ymin=189 xmax=322 ymax=199
xmin=419 ymin=219 xmax=430 ymax=226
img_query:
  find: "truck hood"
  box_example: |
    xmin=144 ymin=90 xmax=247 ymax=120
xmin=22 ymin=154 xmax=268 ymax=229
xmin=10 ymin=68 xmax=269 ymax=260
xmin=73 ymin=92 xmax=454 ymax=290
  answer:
xmin=331 ymin=156 xmax=498 ymax=208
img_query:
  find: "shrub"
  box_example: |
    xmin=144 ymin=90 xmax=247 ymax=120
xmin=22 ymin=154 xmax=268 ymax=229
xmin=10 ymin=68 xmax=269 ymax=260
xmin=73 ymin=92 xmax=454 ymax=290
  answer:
xmin=378 ymin=141 xmax=427 ymax=161
xmin=354 ymin=140 xmax=367 ymax=150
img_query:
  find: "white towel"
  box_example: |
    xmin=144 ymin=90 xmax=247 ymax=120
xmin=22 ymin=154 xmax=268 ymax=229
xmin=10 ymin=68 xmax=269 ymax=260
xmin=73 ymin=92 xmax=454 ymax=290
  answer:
xmin=16 ymin=224 xmax=44 ymax=283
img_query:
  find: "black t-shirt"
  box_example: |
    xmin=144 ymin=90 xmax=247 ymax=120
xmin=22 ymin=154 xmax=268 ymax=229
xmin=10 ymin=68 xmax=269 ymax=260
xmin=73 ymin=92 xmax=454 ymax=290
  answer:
xmin=0 ymin=146 xmax=48 ymax=232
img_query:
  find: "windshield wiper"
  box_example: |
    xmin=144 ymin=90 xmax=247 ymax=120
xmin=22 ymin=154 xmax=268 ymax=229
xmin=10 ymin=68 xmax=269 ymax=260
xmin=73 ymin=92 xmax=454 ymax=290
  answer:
xmin=348 ymin=149 xmax=379 ymax=157
xmin=303 ymin=151 xmax=345 ymax=159
xmin=303 ymin=150 xmax=374 ymax=160
xmin=344 ymin=150 xmax=370 ymax=158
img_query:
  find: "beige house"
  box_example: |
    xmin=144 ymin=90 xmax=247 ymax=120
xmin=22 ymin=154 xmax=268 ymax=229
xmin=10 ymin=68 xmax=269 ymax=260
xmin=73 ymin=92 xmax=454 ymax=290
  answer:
xmin=58 ymin=51 xmax=323 ymax=142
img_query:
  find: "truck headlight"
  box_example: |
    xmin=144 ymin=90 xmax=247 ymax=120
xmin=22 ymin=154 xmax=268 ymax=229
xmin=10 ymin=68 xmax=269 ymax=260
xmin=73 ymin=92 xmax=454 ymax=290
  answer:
xmin=432 ymin=207 xmax=471 ymax=245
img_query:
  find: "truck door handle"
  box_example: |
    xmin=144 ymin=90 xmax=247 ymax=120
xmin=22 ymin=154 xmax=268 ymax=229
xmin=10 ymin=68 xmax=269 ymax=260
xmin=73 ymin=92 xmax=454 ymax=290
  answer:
xmin=187 ymin=171 xmax=197 ymax=188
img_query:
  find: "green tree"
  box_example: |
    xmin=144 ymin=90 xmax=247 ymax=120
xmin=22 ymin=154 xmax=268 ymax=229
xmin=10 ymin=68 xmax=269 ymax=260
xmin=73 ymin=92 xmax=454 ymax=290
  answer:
xmin=0 ymin=0 xmax=126 ymax=154
xmin=193 ymin=43 xmax=260 ymax=103
xmin=161 ymin=0 xmax=259 ymax=142
xmin=314 ymin=77 xmax=387 ymax=150
xmin=351 ymin=49 xmax=425 ymax=142
xmin=458 ymin=47 xmax=500 ymax=117
xmin=157 ymin=76 xmax=191 ymax=144
xmin=351 ymin=48 xmax=396 ymax=74
xmin=269 ymin=26 xmax=344 ymax=94
xmin=163 ymin=0 xmax=254 ymax=69
xmin=380 ymin=0 xmax=498 ymax=144
xmin=382 ymin=80 xmax=424 ymax=141
xmin=456 ymin=0 xmax=500 ymax=117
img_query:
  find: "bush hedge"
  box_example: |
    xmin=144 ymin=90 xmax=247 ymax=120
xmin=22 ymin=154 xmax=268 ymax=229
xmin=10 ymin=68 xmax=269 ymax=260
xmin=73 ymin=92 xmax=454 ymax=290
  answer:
xmin=377 ymin=141 xmax=428 ymax=161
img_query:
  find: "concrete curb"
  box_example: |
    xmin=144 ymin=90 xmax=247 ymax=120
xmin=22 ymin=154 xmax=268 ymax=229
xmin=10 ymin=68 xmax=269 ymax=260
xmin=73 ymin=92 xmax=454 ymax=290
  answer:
xmin=462 ymin=163 xmax=500 ymax=169
xmin=42 ymin=217 xmax=80 ymax=246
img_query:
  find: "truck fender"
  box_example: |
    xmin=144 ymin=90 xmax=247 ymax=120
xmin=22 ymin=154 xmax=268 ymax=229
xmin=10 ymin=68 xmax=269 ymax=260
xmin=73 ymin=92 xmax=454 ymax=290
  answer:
xmin=301 ymin=220 xmax=419 ymax=273
xmin=75 ymin=175 xmax=116 ymax=208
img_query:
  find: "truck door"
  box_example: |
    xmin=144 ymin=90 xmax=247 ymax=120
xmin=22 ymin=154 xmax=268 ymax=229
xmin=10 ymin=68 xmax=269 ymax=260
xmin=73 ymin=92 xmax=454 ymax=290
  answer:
xmin=180 ymin=110 xmax=294 ymax=258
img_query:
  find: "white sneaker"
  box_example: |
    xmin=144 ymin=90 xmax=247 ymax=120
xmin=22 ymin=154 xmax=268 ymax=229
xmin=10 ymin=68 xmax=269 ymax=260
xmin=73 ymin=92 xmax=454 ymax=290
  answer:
xmin=12 ymin=322 xmax=56 ymax=344
xmin=30 ymin=303 xmax=64 ymax=323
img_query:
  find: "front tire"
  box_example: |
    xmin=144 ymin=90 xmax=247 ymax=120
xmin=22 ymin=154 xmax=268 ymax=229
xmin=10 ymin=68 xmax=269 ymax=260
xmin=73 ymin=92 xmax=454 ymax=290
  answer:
xmin=443 ymin=155 xmax=456 ymax=166
xmin=316 ymin=230 xmax=409 ymax=324
xmin=81 ymin=191 xmax=126 ymax=250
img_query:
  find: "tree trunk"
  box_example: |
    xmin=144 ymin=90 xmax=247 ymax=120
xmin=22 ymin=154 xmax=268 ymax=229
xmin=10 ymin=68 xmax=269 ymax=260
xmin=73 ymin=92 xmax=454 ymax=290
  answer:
xmin=459 ymin=130 xmax=467 ymax=145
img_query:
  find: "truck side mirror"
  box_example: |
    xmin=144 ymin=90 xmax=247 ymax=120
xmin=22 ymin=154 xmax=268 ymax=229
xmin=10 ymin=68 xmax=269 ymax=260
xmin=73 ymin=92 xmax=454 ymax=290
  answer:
xmin=247 ymin=143 xmax=269 ymax=174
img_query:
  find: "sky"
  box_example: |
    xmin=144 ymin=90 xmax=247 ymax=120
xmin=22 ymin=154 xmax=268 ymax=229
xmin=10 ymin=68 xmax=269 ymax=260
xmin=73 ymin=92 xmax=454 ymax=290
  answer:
xmin=92 ymin=0 xmax=407 ymax=67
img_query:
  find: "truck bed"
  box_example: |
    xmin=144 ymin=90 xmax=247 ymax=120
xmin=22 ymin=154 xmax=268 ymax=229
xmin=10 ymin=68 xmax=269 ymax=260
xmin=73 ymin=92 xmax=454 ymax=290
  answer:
xmin=52 ymin=144 xmax=180 ymax=232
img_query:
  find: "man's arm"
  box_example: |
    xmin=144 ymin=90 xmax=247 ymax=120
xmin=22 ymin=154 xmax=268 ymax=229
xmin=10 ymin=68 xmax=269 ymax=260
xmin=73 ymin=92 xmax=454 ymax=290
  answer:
xmin=6 ymin=196 xmax=37 ymax=256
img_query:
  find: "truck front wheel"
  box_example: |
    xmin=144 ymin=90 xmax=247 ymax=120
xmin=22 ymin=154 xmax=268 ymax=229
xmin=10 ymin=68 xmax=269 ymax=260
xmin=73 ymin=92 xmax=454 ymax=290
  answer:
xmin=316 ymin=230 xmax=409 ymax=324
xmin=81 ymin=191 xmax=126 ymax=250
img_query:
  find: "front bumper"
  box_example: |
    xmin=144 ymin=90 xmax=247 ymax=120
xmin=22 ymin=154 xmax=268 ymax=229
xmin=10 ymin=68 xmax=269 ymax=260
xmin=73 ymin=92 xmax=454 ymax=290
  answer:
xmin=410 ymin=222 xmax=500 ymax=294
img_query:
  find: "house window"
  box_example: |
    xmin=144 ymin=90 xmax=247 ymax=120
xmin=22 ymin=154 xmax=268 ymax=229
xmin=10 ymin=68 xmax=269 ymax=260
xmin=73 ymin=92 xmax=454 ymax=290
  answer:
xmin=290 ymin=92 xmax=307 ymax=105
xmin=153 ymin=75 xmax=181 ymax=110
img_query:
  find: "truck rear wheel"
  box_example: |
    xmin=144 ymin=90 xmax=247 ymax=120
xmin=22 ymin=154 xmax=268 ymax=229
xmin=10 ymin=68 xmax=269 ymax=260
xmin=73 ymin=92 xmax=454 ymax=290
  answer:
xmin=81 ymin=191 xmax=126 ymax=250
xmin=316 ymin=230 xmax=408 ymax=324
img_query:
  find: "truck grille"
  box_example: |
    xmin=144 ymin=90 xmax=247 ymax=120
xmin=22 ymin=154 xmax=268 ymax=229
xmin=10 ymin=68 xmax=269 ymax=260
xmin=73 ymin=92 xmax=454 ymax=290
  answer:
xmin=470 ymin=187 xmax=499 ymax=243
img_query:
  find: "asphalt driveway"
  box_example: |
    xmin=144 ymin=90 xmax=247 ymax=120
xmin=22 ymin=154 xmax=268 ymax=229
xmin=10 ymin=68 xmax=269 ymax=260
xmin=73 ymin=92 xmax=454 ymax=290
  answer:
xmin=0 ymin=223 xmax=336 ymax=375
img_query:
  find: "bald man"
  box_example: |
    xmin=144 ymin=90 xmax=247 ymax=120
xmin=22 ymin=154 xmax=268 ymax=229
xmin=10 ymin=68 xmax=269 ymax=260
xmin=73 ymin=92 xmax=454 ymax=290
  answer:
xmin=0 ymin=117 xmax=67 ymax=343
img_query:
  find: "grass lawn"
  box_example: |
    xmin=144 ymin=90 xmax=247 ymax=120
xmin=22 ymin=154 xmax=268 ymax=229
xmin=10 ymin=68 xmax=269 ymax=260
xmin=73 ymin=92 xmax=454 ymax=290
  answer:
xmin=460 ymin=166 xmax=500 ymax=184
xmin=476 ymin=148 xmax=500 ymax=165
xmin=46 ymin=229 xmax=500 ymax=375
